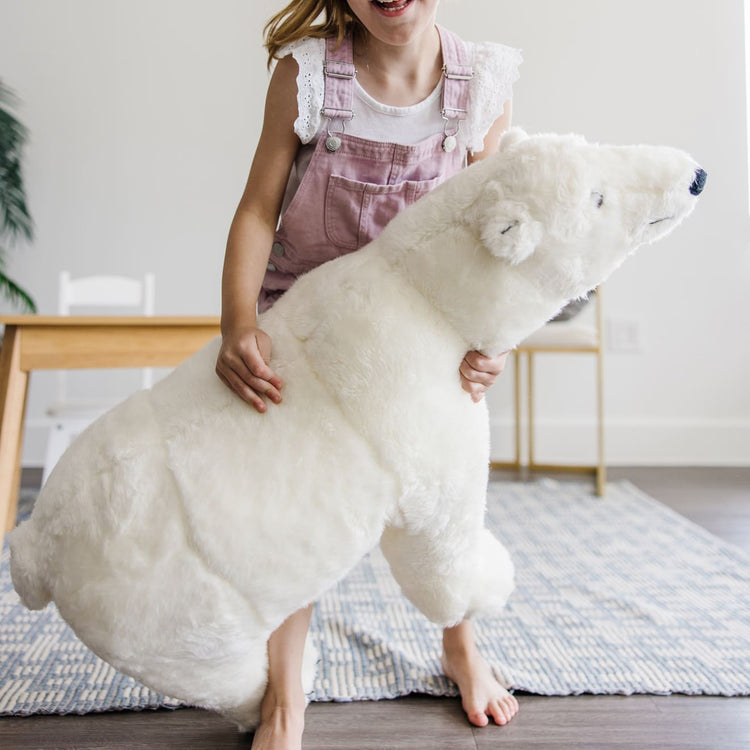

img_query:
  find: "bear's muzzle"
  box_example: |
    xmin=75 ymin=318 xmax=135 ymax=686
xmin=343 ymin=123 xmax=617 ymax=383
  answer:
xmin=690 ymin=168 xmax=707 ymax=196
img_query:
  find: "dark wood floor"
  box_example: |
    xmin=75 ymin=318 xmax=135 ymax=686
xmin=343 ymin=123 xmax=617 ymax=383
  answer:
xmin=2 ymin=467 xmax=749 ymax=750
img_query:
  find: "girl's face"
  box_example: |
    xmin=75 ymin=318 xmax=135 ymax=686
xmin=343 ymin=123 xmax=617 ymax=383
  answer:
xmin=346 ymin=0 xmax=441 ymax=47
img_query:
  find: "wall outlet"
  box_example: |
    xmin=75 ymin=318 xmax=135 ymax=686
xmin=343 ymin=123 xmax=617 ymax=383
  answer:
xmin=605 ymin=319 xmax=641 ymax=353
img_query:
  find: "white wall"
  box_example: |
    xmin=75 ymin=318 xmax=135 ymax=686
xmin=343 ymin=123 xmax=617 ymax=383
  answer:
xmin=450 ymin=0 xmax=750 ymax=466
xmin=1 ymin=0 xmax=748 ymax=466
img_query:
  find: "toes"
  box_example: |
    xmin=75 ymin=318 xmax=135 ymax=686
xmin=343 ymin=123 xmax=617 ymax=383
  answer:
xmin=489 ymin=701 xmax=508 ymax=726
xmin=467 ymin=708 xmax=490 ymax=727
xmin=489 ymin=695 xmax=519 ymax=726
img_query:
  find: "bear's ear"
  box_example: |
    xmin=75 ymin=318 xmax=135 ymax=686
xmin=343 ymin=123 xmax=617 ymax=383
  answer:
xmin=498 ymin=127 xmax=528 ymax=150
xmin=470 ymin=184 xmax=543 ymax=265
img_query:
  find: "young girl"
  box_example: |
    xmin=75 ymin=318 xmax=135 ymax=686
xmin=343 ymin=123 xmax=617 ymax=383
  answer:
xmin=215 ymin=1 xmax=521 ymax=747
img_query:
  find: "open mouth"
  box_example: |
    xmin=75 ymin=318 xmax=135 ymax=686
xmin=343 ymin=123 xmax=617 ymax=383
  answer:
xmin=371 ymin=0 xmax=415 ymax=16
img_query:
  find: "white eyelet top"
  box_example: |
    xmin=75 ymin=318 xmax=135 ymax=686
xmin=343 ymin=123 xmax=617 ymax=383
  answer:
xmin=277 ymin=35 xmax=522 ymax=154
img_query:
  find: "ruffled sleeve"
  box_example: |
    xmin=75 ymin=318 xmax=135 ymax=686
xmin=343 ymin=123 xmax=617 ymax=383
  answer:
xmin=465 ymin=41 xmax=522 ymax=154
xmin=276 ymin=36 xmax=326 ymax=143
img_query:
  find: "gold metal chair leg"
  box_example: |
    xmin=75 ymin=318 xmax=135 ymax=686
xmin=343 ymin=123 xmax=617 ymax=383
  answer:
xmin=514 ymin=351 xmax=522 ymax=468
xmin=527 ymin=351 xmax=535 ymax=468
xmin=595 ymin=292 xmax=606 ymax=497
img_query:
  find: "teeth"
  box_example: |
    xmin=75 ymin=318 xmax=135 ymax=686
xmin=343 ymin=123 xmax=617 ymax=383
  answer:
xmin=372 ymin=0 xmax=412 ymax=9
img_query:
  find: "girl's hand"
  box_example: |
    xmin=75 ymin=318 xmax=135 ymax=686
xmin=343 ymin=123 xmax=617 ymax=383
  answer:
xmin=460 ymin=350 xmax=509 ymax=403
xmin=215 ymin=326 xmax=283 ymax=413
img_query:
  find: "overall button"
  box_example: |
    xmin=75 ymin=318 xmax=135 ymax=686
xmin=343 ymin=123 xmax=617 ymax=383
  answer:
xmin=271 ymin=242 xmax=285 ymax=257
xmin=267 ymin=262 xmax=276 ymax=272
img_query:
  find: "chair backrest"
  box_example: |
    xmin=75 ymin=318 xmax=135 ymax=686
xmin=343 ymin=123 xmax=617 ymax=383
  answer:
xmin=56 ymin=271 xmax=156 ymax=394
xmin=58 ymin=271 xmax=155 ymax=316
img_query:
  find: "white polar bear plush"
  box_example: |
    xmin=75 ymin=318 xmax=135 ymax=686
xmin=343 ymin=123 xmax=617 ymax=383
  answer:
xmin=10 ymin=129 xmax=705 ymax=729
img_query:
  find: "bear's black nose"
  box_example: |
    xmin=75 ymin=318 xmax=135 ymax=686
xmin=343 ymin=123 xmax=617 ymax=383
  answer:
xmin=689 ymin=168 xmax=707 ymax=196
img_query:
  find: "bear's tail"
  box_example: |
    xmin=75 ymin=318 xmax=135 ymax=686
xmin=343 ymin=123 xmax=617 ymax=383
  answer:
xmin=9 ymin=521 xmax=52 ymax=610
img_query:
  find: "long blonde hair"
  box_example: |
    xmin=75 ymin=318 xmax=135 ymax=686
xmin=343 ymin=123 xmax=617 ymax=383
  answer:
xmin=264 ymin=1 xmax=361 ymax=68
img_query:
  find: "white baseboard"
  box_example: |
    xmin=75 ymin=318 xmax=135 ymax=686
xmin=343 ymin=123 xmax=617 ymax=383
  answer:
xmin=489 ymin=416 xmax=750 ymax=467
xmin=22 ymin=418 xmax=750 ymax=470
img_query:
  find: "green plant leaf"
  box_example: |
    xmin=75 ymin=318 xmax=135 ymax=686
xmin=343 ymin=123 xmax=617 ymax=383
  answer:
xmin=0 ymin=83 xmax=34 ymax=243
xmin=0 ymin=267 xmax=36 ymax=312
xmin=0 ymin=80 xmax=36 ymax=312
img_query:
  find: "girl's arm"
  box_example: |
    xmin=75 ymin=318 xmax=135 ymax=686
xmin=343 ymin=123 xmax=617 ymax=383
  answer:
xmin=216 ymin=55 xmax=301 ymax=413
xmin=467 ymin=99 xmax=512 ymax=165
xmin=461 ymin=99 xmax=513 ymax=401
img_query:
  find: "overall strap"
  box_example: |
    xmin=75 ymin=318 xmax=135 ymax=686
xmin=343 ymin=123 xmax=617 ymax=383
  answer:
xmin=437 ymin=25 xmax=473 ymax=137
xmin=321 ymin=28 xmax=472 ymax=153
xmin=322 ymin=34 xmax=357 ymax=123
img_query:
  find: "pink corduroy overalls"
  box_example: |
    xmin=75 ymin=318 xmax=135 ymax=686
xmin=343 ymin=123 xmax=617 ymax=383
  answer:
xmin=259 ymin=25 xmax=474 ymax=313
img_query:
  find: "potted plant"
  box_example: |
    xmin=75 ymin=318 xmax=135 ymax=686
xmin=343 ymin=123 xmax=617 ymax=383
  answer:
xmin=0 ymin=79 xmax=36 ymax=312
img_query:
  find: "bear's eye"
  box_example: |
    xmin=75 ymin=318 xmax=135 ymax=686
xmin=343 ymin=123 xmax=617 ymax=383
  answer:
xmin=591 ymin=191 xmax=604 ymax=208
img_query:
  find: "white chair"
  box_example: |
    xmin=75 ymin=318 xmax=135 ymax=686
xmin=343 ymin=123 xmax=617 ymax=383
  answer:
xmin=492 ymin=289 xmax=605 ymax=496
xmin=42 ymin=271 xmax=156 ymax=485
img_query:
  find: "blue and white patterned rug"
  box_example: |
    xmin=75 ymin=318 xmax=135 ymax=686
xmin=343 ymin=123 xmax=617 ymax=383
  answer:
xmin=2 ymin=479 xmax=749 ymax=716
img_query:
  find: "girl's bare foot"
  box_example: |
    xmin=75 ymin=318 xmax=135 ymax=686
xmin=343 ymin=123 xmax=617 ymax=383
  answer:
xmin=441 ymin=620 xmax=519 ymax=727
xmin=252 ymin=605 xmax=313 ymax=750
xmin=250 ymin=689 xmax=306 ymax=750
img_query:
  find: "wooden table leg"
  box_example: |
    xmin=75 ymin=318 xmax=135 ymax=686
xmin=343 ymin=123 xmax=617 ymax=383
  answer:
xmin=7 ymin=379 xmax=30 ymax=531
xmin=0 ymin=325 xmax=29 ymax=543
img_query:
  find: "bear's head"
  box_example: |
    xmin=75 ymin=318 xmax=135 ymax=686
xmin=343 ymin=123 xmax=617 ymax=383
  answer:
xmin=381 ymin=127 xmax=705 ymax=353
xmin=469 ymin=128 xmax=706 ymax=302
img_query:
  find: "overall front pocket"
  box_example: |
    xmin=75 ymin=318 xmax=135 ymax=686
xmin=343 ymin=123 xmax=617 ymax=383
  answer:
xmin=324 ymin=174 xmax=442 ymax=251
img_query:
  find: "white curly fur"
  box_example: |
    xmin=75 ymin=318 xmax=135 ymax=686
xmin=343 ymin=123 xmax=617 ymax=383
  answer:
xmin=9 ymin=129 xmax=703 ymax=730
